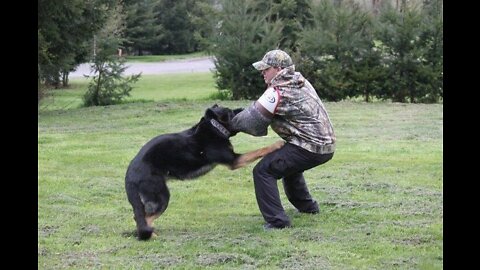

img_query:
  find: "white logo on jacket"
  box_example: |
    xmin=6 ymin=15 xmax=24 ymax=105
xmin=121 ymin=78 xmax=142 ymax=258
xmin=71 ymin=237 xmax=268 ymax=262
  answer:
xmin=257 ymin=87 xmax=280 ymax=114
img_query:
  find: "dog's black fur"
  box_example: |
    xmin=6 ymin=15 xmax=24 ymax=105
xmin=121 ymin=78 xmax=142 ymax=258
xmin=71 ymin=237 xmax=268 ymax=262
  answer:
xmin=125 ymin=104 xmax=283 ymax=240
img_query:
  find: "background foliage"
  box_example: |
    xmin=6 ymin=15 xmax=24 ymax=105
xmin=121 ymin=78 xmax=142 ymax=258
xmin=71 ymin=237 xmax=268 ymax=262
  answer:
xmin=38 ymin=0 xmax=443 ymax=103
xmin=206 ymin=0 xmax=284 ymax=100
xmin=38 ymin=0 xmax=118 ymax=88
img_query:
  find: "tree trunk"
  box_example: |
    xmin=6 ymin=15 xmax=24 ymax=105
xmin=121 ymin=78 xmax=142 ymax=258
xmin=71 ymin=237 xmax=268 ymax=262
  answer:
xmin=401 ymin=0 xmax=407 ymax=12
xmin=372 ymin=0 xmax=381 ymax=15
xmin=365 ymin=84 xmax=370 ymax=102
xmin=61 ymin=71 xmax=69 ymax=87
xmin=94 ymin=64 xmax=103 ymax=106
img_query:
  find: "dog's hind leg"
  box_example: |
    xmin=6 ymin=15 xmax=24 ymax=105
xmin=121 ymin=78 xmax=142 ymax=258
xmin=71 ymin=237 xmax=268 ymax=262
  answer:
xmin=125 ymin=181 xmax=153 ymax=240
xmin=138 ymin=177 xmax=170 ymax=239
xmin=144 ymin=194 xmax=169 ymax=239
xmin=230 ymin=140 xmax=285 ymax=169
xmin=145 ymin=213 xmax=161 ymax=238
xmin=146 ymin=214 xmax=160 ymax=227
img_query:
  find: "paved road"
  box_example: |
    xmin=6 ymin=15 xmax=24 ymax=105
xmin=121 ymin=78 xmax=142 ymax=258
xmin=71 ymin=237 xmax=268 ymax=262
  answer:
xmin=69 ymin=56 xmax=216 ymax=78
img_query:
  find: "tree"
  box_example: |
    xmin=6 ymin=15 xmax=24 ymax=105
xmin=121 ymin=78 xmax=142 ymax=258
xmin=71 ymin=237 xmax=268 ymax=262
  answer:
xmin=38 ymin=0 xmax=117 ymax=88
xmin=417 ymin=0 xmax=443 ymax=102
xmin=375 ymin=3 xmax=437 ymax=103
xmin=372 ymin=0 xmax=382 ymax=15
xmin=348 ymin=46 xmax=386 ymax=102
xmin=298 ymin=0 xmax=375 ymax=101
xmin=83 ymin=58 xmax=141 ymax=106
xmin=253 ymin=0 xmax=314 ymax=52
xmin=149 ymin=0 xmax=197 ymax=54
xmin=207 ymin=0 xmax=283 ymax=99
xmin=189 ymin=0 xmax=220 ymax=51
xmin=83 ymin=3 xmax=141 ymax=106
xmin=38 ymin=30 xmax=50 ymax=103
xmin=123 ymin=0 xmax=163 ymax=55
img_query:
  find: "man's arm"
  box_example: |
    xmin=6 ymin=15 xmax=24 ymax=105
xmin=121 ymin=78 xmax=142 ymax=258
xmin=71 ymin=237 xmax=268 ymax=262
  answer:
xmin=231 ymin=101 xmax=272 ymax=136
xmin=231 ymin=87 xmax=279 ymax=136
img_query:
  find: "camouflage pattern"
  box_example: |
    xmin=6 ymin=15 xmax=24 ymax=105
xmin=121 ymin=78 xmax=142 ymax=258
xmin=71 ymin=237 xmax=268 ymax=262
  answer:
xmin=252 ymin=49 xmax=294 ymax=70
xmin=269 ymin=66 xmax=336 ymax=154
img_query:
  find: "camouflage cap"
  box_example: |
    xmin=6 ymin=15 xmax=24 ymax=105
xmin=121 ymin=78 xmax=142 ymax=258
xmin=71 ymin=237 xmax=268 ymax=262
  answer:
xmin=252 ymin=49 xmax=293 ymax=70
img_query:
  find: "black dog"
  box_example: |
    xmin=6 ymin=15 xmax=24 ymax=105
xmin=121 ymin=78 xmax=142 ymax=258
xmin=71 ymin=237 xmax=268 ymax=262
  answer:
xmin=125 ymin=104 xmax=283 ymax=240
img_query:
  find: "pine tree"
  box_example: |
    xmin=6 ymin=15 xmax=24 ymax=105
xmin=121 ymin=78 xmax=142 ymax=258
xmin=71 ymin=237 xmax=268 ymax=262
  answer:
xmin=83 ymin=3 xmax=141 ymax=106
xmin=253 ymin=0 xmax=314 ymax=52
xmin=298 ymin=0 xmax=375 ymax=101
xmin=123 ymin=0 xmax=163 ymax=55
xmin=375 ymin=3 xmax=433 ymax=103
xmin=416 ymin=0 xmax=443 ymax=102
xmin=208 ymin=0 xmax=283 ymax=99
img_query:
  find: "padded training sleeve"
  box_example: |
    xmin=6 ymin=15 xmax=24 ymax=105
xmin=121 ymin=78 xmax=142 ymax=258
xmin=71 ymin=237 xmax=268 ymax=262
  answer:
xmin=231 ymin=102 xmax=272 ymax=136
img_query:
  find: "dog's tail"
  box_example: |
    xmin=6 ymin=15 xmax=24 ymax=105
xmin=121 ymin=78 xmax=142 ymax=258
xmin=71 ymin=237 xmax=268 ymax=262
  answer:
xmin=125 ymin=182 xmax=154 ymax=240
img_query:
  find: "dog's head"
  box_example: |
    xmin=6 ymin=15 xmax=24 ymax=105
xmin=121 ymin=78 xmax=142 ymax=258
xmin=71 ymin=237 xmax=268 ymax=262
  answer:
xmin=204 ymin=104 xmax=243 ymax=137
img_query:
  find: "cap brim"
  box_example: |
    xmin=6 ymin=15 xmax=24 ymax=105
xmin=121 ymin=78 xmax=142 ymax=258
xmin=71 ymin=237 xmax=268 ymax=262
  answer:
xmin=252 ymin=61 xmax=271 ymax=71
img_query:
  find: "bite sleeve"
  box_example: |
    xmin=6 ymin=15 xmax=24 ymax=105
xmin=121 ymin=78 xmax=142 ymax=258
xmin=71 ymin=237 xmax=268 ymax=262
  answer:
xmin=231 ymin=102 xmax=272 ymax=136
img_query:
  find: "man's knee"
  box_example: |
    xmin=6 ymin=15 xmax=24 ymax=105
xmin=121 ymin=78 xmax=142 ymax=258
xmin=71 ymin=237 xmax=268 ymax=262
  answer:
xmin=253 ymin=160 xmax=269 ymax=179
xmin=253 ymin=158 xmax=285 ymax=180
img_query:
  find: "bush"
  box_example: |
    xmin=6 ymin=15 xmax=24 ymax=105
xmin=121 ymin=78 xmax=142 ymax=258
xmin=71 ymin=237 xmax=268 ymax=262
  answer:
xmin=83 ymin=58 xmax=141 ymax=107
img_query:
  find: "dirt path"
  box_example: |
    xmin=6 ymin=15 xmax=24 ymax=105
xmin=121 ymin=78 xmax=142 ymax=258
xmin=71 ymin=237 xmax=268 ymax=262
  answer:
xmin=69 ymin=56 xmax=216 ymax=78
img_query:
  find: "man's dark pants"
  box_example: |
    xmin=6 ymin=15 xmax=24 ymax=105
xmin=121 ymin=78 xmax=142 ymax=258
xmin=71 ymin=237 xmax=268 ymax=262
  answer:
xmin=252 ymin=143 xmax=334 ymax=228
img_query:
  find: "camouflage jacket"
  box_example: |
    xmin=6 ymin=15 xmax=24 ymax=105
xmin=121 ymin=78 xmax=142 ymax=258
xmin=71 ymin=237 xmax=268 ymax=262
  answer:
xmin=267 ymin=67 xmax=336 ymax=154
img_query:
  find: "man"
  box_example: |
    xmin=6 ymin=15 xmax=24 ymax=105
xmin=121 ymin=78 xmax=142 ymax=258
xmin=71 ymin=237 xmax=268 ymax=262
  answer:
xmin=232 ymin=49 xmax=336 ymax=230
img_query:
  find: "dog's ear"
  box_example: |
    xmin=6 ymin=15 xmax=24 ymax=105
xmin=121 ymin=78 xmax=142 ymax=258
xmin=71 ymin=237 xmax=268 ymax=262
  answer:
xmin=206 ymin=104 xmax=221 ymax=119
xmin=205 ymin=108 xmax=217 ymax=119
xmin=233 ymin=108 xmax=244 ymax=115
xmin=206 ymin=106 xmax=231 ymax=124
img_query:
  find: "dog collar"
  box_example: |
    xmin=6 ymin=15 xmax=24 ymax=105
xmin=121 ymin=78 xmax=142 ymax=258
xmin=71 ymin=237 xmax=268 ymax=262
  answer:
xmin=210 ymin=119 xmax=230 ymax=138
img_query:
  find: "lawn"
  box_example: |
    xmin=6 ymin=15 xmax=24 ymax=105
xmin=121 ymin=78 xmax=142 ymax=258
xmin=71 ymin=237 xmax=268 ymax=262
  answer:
xmin=38 ymin=73 xmax=443 ymax=269
xmin=39 ymin=73 xmax=219 ymax=112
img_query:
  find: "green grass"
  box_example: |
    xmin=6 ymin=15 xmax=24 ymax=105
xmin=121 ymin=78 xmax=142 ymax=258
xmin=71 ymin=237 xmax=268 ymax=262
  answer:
xmin=39 ymin=73 xmax=219 ymax=112
xmin=38 ymin=74 xmax=443 ymax=269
